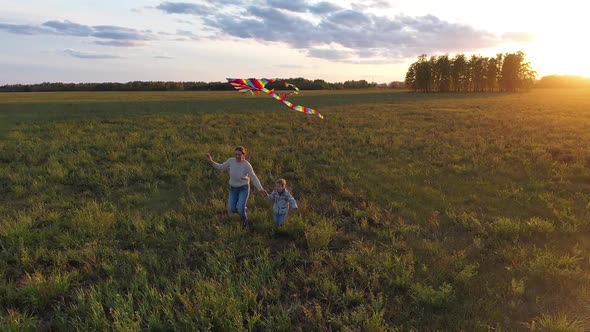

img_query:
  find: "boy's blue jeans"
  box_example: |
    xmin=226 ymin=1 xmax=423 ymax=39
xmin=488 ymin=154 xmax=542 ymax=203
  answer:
xmin=228 ymin=185 xmax=250 ymax=223
xmin=273 ymin=213 xmax=287 ymax=226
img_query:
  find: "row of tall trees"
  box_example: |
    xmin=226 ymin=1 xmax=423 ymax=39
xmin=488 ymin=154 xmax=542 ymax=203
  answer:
xmin=405 ymin=51 xmax=536 ymax=92
xmin=0 ymin=78 xmax=378 ymax=92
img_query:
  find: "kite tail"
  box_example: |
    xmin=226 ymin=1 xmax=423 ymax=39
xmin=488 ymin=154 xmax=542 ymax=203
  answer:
xmin=262 ymin=88 xmax=324 ymax=119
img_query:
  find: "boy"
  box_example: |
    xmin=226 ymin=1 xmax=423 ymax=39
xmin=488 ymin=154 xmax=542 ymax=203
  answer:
xmin=266 ymin=178 xmax=298 ymax=226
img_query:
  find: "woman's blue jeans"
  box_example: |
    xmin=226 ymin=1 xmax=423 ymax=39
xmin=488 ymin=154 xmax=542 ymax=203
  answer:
xmin=228 ymin=185 xmax=250 ymax=223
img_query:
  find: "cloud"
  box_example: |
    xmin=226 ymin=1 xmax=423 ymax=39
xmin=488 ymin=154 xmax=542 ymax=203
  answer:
xmin=176 ymin=29 xmax=201 ymax=40
xmin=95 ymin=40 xmax=142 ymax=47
xmin=351 ymin=0 xmax=391 ymax=11
xmin=176 ymin=19 xmax=194 ymax=25
xmin=0 ymin=20 xmax=154 ymax=47
xmin=155 ymin=0 xmax=502 ymax=62
xmin=308 ymin=48 xmax=355 ymax=60
xmin=309 ymin=2 xmax=342 ymax=14
xmin=266 ymin=0 xmax=309 ymax=13
xmin=63 ymin=48 xmax=121 ymax=59
xmin=91 ymin=25 xmax=152 ymax=46
xmin=156 ymin=2 xmax=213 ymax=15
xmin=326 ymin=10 xmax=370 ymax=28
xmin=155 ymin=0 xmax=342 ymax=16
xmin=42 ymin=20 xmax=93 ymax=36
xmin=244 ymin=0 xmax=342 ymax=15
xmin=154 ymin=55 xmax=174 ymax=59
xmin=0 ymin=23 xmax=52 ymax=35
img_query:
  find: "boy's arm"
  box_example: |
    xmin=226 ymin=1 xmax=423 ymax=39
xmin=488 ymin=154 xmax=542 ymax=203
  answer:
xmin=287 ymin=192 xmax=298 ymax=209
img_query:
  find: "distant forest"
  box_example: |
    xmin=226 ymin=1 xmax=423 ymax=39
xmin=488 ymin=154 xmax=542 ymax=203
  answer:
xmin=0 ymin=78 xmax=398 ymax=93
xmin=404 ymin=51 xmax=539 ymax=93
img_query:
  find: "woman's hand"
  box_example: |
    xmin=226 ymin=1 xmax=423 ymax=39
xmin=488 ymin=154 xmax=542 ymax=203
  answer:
xmin=207 ymin=153 xmax=213 ymax=162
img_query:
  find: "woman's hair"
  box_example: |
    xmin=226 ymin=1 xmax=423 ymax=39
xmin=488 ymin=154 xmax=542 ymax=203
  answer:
xmin=235 ymin=146 xmax=247 ymax=156
xmin=276 ymin=178 xmax=286 ymax=186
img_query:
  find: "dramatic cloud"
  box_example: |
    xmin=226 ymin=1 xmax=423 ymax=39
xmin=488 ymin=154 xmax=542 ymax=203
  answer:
xmin=0 ymin=20 xmax=154 ymax=47
xmin=0 ymin=1 xmax=507 ymax=65
xmin=155 ymin=0 xmax=501 ymax=62
xmin=63 ymin=48 xmax=121 ymax=59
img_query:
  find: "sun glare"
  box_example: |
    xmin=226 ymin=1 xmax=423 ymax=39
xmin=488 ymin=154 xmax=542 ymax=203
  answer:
xmin=523 ymin=7 xmax=589 ymax=78
xmin=470 ymin=1 xmax=588 ymax=79
xmin=528 ymin=34 xmax=590 ymax=78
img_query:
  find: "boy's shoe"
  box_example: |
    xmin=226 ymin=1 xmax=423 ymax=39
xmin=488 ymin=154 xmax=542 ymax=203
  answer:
xmin=241 ymin=219 xmax=249 ymax=229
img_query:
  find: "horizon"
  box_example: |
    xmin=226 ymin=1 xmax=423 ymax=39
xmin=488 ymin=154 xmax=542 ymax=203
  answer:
xmin=2 ymin=74 xmax=590 ymax=87
xmin=1 ymin=0 xmax=586 ymax=85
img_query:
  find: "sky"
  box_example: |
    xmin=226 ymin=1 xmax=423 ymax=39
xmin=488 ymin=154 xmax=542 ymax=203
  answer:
xmin=0 ymin=0 xmax=586 ymax=85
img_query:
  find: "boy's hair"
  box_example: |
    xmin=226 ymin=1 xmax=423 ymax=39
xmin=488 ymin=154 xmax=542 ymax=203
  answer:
xmin=276 ymin=178 xmax=286 ymax=186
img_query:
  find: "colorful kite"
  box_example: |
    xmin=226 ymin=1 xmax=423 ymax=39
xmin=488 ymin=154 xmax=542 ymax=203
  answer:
xmin=227 ymin=78 xmax=324 ymax=119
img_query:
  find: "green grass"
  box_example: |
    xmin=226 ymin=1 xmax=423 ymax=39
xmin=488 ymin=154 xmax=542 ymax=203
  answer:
xmin=1 ymin=88 xmax=590 ymax=330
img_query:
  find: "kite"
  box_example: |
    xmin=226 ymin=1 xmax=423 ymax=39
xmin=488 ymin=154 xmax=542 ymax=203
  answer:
xmin=227 ymin=78 xmax=324 ymax=119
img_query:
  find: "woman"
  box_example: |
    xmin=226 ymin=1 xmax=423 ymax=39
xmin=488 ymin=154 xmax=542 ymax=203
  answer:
xmin=207 ymin=146 xmax=268 ymax=227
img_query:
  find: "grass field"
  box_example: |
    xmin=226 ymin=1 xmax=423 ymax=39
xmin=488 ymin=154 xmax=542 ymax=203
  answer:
xmin=1 ymin=88 xmax=589 ymax=330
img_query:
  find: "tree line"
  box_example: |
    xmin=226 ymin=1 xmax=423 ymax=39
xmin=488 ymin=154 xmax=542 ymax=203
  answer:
xmin=0 ymin=78 xmax=380 ymax=92
xmin=404 ymin=51 xmax=537 ymax=93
